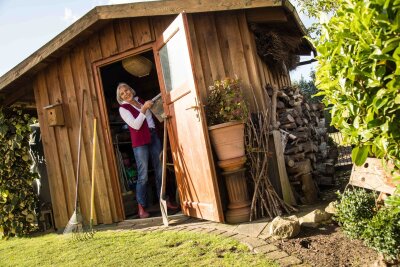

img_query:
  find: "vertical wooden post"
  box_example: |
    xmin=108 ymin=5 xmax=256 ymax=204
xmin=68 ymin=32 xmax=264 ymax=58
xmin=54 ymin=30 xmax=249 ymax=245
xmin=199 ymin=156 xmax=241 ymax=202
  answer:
xmin=272 ymin=130 xmax=297 ymax=205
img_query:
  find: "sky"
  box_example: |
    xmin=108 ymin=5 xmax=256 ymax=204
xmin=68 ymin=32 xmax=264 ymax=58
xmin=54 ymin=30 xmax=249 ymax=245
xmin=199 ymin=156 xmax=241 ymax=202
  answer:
xmin=0 ymin=0 xmax=316 ymax=81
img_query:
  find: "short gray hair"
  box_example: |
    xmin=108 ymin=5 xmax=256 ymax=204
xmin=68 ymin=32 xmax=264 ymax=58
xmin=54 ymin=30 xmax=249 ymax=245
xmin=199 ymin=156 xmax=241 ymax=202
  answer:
xmin=116 ymin=82 xmax=136 ymax=105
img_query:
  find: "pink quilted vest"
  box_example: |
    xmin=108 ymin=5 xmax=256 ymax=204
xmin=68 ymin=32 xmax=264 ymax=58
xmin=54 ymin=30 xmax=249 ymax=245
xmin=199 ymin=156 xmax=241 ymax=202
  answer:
xmin=120 ymin=100 xmax=151 ymax=148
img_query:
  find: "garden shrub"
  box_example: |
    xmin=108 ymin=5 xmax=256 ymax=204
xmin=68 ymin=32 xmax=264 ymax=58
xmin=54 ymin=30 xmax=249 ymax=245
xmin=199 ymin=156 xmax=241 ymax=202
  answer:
xmin=0 ymin=108 xmax=38 ymax=238
xmin=334 ymin=188 xmax=376 ymax=239
xmin=315 ymin=0 xmax=400 ymax=170
xmin=363 ymin=207 xmax=400 ymax=260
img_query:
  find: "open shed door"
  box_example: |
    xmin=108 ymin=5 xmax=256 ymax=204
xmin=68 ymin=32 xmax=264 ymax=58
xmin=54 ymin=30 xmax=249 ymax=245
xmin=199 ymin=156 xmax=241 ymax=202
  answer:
xmin=154 ymin=13 xmax=224 ymax=222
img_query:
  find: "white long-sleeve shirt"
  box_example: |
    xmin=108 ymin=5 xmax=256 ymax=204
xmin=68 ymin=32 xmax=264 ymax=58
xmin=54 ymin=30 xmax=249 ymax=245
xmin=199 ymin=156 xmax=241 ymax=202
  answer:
xmin=119 ymin=97 xmax=155 ymax=130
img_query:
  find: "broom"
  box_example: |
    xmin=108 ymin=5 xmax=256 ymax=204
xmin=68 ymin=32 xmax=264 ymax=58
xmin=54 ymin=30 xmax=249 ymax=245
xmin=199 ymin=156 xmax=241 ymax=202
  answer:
xmin=89 ymin=118 xmax=97 ymax=233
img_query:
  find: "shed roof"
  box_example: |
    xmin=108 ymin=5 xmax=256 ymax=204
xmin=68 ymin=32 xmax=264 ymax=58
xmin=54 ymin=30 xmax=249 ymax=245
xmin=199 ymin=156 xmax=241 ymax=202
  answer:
xmin=0 ymin=0 xmax=313 ymax=105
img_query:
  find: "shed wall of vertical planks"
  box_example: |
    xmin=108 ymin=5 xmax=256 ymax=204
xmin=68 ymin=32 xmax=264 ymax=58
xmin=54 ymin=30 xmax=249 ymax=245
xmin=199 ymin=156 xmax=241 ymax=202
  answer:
xmin=33 ymin=11 xmax=291 ymax=229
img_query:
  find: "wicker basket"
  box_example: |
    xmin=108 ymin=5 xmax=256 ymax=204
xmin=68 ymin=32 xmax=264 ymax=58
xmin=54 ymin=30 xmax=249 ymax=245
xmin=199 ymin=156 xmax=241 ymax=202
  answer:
xmin=122 ymin=55 xmax=152 ymax=77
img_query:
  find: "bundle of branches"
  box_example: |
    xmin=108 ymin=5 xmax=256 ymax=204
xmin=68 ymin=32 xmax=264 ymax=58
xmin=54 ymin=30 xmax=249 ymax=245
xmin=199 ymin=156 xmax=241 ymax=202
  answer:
xmin=249 ymin=24 xmax=300 ymax=72
xmin=245 ymin=95 xmax=296 ymax=221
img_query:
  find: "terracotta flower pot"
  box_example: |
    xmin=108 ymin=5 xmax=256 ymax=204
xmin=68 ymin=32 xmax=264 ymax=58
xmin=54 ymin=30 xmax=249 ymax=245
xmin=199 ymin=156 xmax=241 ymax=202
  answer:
xmin=208 ymin=121 xmax=245 ymax=161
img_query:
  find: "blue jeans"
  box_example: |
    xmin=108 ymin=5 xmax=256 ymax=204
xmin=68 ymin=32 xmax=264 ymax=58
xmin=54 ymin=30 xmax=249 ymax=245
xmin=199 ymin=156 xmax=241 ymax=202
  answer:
xmin=133 ymin=129 xmax=162 ymax=207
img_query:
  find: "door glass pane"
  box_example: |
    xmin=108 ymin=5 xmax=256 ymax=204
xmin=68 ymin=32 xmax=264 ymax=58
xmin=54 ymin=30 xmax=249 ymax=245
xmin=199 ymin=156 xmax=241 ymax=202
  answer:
xmin=159 ymin=30 xmax=192 ymax=92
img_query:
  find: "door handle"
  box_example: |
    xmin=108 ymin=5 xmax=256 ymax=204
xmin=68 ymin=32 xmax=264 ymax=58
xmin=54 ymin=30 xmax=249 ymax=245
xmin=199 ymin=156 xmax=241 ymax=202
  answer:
xmin=186 ymin=98 xmax=202 ymax=121
xmin=185 ymin=105 xmax=200 ymax=111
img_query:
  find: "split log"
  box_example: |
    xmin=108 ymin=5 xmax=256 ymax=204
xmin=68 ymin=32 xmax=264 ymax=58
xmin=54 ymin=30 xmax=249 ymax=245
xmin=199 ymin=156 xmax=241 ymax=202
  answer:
xmin=295 ymin=117 xmax=304 ymax=126
xmin=277 ymin=101 xmax=286 ymax=109
xmin=300 ymin=173 xmax=318 ymax=204
xmin=290 ymin=131 xmax=309 ymax=141
xmin=277 ymin=91 xmax=290 ymax=103
xmin=306 ymin=153 xmax=317 ymax=163
xmin=278 ymin=110 xmax=300 ymax=122
xmin=278 ymin=113 xmax=295 ymax=124
xmin=289 ymin=99 xmax=302 ymax=107
xmin=285 ymin=145 xmax=303 ymax=154
xmin=280 ymin=122 xmax=297 ymax=130
xmin=292 ymin=128 xmax=311 ymax=136
xmin=294 ymin=106 xmax=303 ymax=117
xmin=293 ymin=94 xmax=303 ymax=101
xmin=285 ymin=158 xmax=295 ymax=167
xmin=293 ymin=87 xmax=300 ymax=96
xmin=303 ymin=110 xmax=311 ymax=120
xmin=285 ymin=152 xmax=306 ymax=162
xmin=300 ymin=141 xmax=318 ymax=153
xmin=296 ymin=126 xmax=309 ymax=132
xmin=287 ymin=159 xmax=312 ymax=176
xmin=286 ymin=132 xmax=297 ymax=140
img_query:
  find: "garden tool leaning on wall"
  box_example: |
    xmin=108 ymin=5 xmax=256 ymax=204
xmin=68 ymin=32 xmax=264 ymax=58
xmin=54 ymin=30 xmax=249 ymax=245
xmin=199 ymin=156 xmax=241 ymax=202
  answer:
xmin=63 ymin=91 xmax=96 ymax=240
xmin=64 ymin=90 xmax=86 ymax=239
xmin=89 ymin=118 xmax=97 ymax=236
xmin=160 ymin=116 xmax=169 ymax=226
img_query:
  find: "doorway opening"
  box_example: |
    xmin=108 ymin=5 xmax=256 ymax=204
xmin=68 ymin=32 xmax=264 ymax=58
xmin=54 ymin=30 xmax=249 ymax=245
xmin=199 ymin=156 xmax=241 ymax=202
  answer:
xmin=99 ymin=49 xmax=179 ymax=219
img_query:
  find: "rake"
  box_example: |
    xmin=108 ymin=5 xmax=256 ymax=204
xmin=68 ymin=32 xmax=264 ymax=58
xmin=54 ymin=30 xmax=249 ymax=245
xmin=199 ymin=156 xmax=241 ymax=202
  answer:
xmin=63 ymin=91 xmax=96 ymax=240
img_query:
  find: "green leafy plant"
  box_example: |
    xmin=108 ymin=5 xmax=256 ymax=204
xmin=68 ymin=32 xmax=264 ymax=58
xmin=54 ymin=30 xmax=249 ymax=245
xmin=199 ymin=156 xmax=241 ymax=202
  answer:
xmin=206 ymin=78 xmax=249 ymax=126
xmin=334 ymin=188 xmax=376 ymax=239
xmin=292 ymin=0 xmax=340 ymax=38
xmin=0 ymin=108 xmax=38 ymax=238
xmin=314 ymin=0 xmax=400 ymax=171
xmin=293 ymin=71 xmax=323 ymax=104
xmin=363 ymin=207 xmax=400 ymax=261
xmin=386 ymin=180 xmax=400 ymax=213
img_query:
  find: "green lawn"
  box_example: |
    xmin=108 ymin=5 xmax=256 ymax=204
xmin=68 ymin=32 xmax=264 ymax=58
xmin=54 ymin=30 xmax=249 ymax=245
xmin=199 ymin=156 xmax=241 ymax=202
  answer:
xmin=0 ymin=230 xmax=278 ymax=266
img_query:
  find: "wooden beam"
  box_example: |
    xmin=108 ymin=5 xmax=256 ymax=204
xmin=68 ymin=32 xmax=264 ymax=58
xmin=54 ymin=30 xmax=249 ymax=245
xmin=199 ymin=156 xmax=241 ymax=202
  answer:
xmin=246 ymin=8 xmax=287 ymax=23
xmin=96 ymin=0 xmax=282 ymax=20
xmin=296 ymin=58 xmax=317 ymax=67
xmin=272 ymin=130 xmax=297 ymax=205
xmin=1 ymin=83 xmax=33 ymax=106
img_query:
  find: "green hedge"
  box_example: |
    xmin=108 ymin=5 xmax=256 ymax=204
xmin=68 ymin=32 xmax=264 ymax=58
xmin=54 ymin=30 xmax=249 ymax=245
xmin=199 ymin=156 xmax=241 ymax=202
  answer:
xmin=335 ymin=188 xmax=400 ymax=260
xmin=334 ymin=188 xmax=376 ymax=239
xmin=0 ymin=108 xmax=38 ymax=238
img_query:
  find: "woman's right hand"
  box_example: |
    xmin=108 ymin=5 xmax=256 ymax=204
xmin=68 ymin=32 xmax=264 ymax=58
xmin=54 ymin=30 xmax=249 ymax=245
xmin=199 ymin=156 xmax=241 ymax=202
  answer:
xmin=141 ymin=100 xmax=153 ymax=113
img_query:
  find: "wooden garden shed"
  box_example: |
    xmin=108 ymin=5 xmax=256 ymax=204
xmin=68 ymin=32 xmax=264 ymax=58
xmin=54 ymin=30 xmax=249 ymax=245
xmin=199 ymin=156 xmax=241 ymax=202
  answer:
xmin=0 ymin=0 xmax=313 ymax=229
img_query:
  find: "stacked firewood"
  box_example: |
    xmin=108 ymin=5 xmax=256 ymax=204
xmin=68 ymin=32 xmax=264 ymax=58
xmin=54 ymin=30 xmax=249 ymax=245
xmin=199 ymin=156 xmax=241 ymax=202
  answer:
xmin=267 ymin=85 xmax=337 ymax=204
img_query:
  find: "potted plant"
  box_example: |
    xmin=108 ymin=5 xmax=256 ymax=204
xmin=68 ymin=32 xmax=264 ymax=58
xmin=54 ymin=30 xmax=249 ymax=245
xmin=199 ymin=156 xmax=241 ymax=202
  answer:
xmin=206 ymin=78 xmax=249 ymax=168
xmin=206 ymin=78 xmax=251 ymax=223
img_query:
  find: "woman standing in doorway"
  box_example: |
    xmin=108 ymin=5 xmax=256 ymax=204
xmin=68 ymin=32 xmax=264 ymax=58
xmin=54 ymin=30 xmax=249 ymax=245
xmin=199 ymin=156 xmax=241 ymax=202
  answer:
xmin=116 ymin=82 xmax=177 ymax=218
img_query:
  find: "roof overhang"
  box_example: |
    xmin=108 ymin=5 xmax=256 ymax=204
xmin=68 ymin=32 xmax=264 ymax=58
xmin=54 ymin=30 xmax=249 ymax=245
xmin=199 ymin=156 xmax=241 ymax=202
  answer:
xmin=0 ymin=0 xmax=314 ymax=105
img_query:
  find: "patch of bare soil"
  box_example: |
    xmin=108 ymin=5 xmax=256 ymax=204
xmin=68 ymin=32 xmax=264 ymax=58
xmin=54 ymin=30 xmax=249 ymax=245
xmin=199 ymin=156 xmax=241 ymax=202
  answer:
xmin=269 ymin=169 xmax=380 ymax=266
xmin=271 ymin=223 xmax=379 ymax=267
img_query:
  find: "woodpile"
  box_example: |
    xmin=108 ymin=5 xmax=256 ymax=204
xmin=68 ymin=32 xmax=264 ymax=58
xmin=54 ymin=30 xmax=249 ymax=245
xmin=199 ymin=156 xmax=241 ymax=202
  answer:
xmin=267 ymin=85 xmax=337 ymax=204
